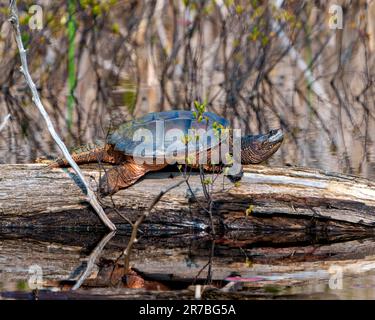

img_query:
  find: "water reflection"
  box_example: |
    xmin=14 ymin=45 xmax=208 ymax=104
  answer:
xmin=2 ymin=230 xmax=375 ymax=299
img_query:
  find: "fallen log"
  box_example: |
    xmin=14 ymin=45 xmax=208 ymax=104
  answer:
xmin=1 ymin=164 xmax=375 ymax=230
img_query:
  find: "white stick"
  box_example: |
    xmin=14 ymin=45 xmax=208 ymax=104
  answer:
xmin=0 ymin=114 xmax=11 ymax=132
xmin=8 ymin=0 xmax=116 ymax=231
xmin=72 ymin=231 xmax=116 ymax=290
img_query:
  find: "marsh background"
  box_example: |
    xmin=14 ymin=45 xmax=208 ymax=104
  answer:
xmin=0 ymin=0 xmax=375 ymax=178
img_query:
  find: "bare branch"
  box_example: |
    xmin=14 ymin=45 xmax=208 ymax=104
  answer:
xmin=72 ymin=231 xmax=116 ymax=290
xmin=8 ymin=0 xmax=116 ymax=230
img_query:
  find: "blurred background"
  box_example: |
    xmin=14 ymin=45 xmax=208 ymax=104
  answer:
xmin=0 ymin=0 xmax=375 ymax=178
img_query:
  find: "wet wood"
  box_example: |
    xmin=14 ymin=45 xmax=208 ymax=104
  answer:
xmin=1 ymin=164 xmax=375 ymax=229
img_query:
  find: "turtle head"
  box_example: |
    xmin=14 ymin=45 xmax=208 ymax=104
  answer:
xmin=240 ymin=129 xmax=283 ymax=164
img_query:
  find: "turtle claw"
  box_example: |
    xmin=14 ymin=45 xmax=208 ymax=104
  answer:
xmin=226 ymin=168 xmax=244 ymax=183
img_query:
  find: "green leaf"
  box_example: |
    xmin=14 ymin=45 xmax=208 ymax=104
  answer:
xmin=245 ymin=257 xmax=253 ymax=268
xmin=225 ymin=153 xmax=234 ymax=165
xmin=245 ymin=204 xmax=254 ymax=216
xmin=203 ymin=178 xmax=212 ymax=185
xmin=235 ymin=5 xmax=244 ymax=15
xmin=261 ymin=35 xmax=269 ymax=46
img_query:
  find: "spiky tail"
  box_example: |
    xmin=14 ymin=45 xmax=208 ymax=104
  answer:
xmin=49 ymin=142 xmax=106 ymax=168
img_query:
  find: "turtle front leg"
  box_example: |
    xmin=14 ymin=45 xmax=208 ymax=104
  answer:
xmin=98 ymin=160 xmax=167 ymax=197
xmin=99 ymin=162 xmax=147 ymax=197
xmin=224 ymin=160 xmax=244 ymax=183
xmin=226 ymin=166 xmax=244 ymax=183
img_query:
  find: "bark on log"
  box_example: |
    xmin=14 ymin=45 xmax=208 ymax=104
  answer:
xmin=1 ymin=164 xmax=375 ymax=230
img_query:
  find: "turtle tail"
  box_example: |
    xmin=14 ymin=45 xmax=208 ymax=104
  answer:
xmin=49 ymin=142 xmax=107 ymax=168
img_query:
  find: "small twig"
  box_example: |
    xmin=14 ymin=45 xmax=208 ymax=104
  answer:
xmin=199 ymin=165 xmax=211 ymax=201
xmin=0 ymin=114 xmax=11 ymax=133
xmin=193 ymin=240 xmax=215 ymax=285
xmin=208 ymin=200 xmax=215 ymax=236
xmin=72 ymin=231 xmax=116 ymax=290
xmin=180 ymin=164 xmax=217 ymax=233
xmin=181 ymin=166 xmax=211 ymax=214
xmin=205 ymin=240 xmax=215 ymax=285
xmin=111 ymin=203 xmax=135 ymax=227
xmin=198 ymin=165 xmax=216 ymax=235
xmin=8 ymin=0 xmax=116 ymax=230
xmin=123 ymin=180 xmax=184 ymax=272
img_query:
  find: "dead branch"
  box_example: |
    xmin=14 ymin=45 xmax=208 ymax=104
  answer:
xmin=8 ymin=0 xmax=115 ymax=230
xmin=72 ymin=231 xmax=116 ymax=290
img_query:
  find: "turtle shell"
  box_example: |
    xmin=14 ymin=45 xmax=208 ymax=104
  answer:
xmin=107 ymin=110 xmax=230 ymax=161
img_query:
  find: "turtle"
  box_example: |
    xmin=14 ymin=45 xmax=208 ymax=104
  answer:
xmin=50 ymin=110 xmax=283 ymax=196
